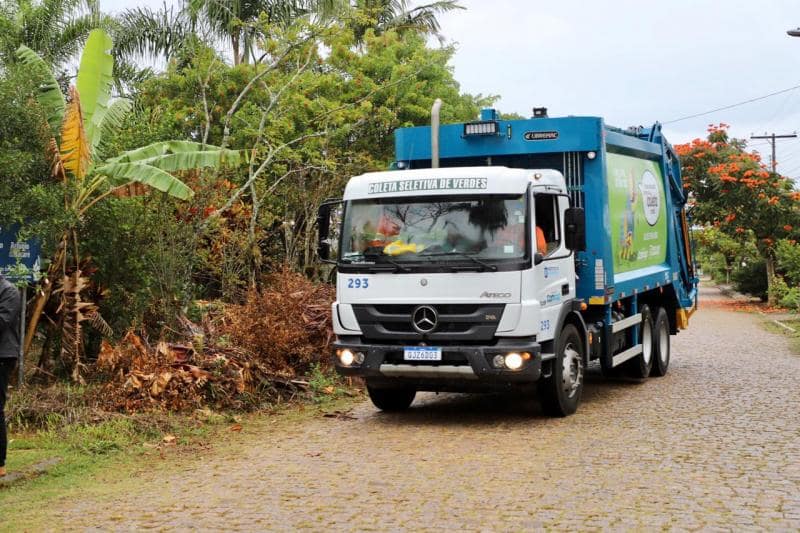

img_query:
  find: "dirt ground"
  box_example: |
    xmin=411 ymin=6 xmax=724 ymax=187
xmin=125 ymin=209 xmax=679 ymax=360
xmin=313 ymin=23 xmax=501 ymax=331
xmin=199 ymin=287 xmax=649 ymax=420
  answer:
xmin=16 ymin=284 xmax=800 ymax=530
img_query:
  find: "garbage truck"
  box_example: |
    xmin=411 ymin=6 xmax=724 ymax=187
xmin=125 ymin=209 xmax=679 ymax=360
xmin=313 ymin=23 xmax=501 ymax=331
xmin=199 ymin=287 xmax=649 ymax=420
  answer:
xmin=317 ymin=105 xmax=698 ymax=416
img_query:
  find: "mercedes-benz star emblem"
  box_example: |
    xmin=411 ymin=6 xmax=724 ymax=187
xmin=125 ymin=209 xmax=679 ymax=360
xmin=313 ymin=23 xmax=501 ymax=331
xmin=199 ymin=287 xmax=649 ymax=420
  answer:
xmin=412 ymin=305 xmax=438 ymax=334
xmin=420 ymin=278 xmax=428 ymax=287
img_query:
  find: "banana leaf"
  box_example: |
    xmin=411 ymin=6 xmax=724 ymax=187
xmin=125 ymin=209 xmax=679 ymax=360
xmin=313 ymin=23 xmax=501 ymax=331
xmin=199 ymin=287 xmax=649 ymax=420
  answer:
xmin=93 ymin=98 xmax=133 ymax=158
xmin=61 ymin=87 xmax=91 ymax=180
xmin=107 ymin=140 xmax=227 ymax=163
xmin=15 ymin=45 xmax=66 ymax=137
xmin=76 ymin=29 xmax=114 ymax=149
xmin=138 ymin=150 xmax=241 ymax=172
xmin=93 ymin=162 xmax=194 ymax=200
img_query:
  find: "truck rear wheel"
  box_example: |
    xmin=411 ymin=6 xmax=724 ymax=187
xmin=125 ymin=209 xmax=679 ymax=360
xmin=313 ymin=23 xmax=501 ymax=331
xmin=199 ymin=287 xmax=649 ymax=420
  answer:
xmin=650 ymin=307 xmax=670 ymax=377
xmin=625 ymin=305 xmax=654 ymax=378
xmin=539 ymin=323 xmax=584 ymax=417
xmin=367 ymin=386 xmax=416 ymax=412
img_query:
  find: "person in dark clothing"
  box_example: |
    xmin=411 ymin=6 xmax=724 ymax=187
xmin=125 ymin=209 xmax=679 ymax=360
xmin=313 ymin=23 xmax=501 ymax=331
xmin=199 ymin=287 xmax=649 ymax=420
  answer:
xmin=0 ymin=275 xmax=21 ymax=477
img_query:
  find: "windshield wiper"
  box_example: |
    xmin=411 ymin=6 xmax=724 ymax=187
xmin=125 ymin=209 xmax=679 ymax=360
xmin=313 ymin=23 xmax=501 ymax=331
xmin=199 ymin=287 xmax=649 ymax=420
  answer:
xmin=418 ymin=251 xmax=498 ymax=272
xmin=361 ymin=252 xmax=412 ymax=273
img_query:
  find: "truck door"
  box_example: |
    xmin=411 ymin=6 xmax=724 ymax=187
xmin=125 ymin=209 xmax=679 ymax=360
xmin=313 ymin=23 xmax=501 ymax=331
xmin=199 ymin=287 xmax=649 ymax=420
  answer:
xmin=532 ymin=191 xmax=575 ymax=343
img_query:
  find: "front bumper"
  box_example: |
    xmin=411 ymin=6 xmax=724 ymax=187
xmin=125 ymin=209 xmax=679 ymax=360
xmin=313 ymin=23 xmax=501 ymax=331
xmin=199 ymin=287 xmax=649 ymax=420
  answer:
xmin=332 ymin=338 xmax=542 ymax=392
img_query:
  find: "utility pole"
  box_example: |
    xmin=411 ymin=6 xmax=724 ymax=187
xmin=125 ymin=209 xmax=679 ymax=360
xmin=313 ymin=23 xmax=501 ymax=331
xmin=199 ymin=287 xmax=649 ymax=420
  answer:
xmin=750 ymin=132 xmax=797 ymax=173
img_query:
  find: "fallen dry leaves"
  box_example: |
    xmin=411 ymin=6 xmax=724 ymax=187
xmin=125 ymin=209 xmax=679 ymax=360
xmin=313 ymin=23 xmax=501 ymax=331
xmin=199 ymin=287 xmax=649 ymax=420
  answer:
xmin=91 ymin=269 xmax=335 ymax=413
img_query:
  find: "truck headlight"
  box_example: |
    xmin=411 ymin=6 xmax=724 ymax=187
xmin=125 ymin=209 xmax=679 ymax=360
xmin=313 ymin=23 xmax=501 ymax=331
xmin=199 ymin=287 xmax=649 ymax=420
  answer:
xmin=337 ymin=349 xmax=364 ymax=367
xmin=502 ymin=352 xmax=531 ymax=371
xmin=338 ymin=349 xmax=355 ymax=367
xmin=504 ymin=352 xmax=524 ymax=370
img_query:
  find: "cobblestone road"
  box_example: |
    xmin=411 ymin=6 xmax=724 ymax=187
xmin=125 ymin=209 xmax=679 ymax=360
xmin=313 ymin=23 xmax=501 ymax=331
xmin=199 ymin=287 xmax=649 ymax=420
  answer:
xmin=52 ymin=284 xmax=800 ymax=530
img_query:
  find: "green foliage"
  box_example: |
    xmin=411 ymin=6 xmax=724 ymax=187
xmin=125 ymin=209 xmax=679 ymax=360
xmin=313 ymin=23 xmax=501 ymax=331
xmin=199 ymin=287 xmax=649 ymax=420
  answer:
xmin=694 ymin=226 xmax=759 ymax=284
xmin=732 ymin=259 xmax=768 ymax=301
xmin=82 ymin=195 xmax=198 ymax=335
xmin=0 ymin=64 xmax=66 ymax=254
xmin=348 ymin=0 xmax=465 ymax=43
xmin=14 ymin=44 xmax=66 ymax=136
xmin=0 ymin=0 xmax=106 ymax=68
xmin=76 ymin=29 xmax=115 ymax=148
xmin=779 ymin=287 xmax=800 ymax=311
xmin=769 ymin=276 xmax=790 ymax=306
xmin=103 ymin=22 xmax=490 ymax=303
xmin=3 ymin=7 xmax=503 ymax=351
xmin=308 ymin=363 xmax=348 ymax=404
xmin=776 ymin=239 xmax=800 ymax=287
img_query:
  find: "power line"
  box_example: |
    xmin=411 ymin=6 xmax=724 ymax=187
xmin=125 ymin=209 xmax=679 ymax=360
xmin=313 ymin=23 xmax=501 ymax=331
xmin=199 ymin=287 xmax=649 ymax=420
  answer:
xmin=663 ymin=83 xmax=800 ymax=125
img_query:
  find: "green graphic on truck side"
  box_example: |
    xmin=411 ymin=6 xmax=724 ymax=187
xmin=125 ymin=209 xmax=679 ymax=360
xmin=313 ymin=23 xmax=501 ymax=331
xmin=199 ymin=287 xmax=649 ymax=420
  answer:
xmin=607 ymin=153 xmax=668 ymax=274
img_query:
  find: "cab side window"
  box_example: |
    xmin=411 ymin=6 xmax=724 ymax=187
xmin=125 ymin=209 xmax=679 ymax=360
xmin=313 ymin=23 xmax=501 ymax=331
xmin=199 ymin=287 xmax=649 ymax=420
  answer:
xmin=534 ymin=194 xmax=561 ymax=255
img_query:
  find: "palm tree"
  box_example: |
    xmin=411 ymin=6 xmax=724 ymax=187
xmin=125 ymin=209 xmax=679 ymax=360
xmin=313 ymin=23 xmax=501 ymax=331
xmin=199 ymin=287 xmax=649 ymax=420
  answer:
xmin=17 ymin=29 xmax=240 ymax=380
xmin=0 ymin=0 xmax=106 ymax=67
xmin=350 ymin=0 xmax=463 ymax=43
xmin=112 ymin=0 xmax=462 ymax=67
xmin=114 ymin=0 xmax=337 ymax=66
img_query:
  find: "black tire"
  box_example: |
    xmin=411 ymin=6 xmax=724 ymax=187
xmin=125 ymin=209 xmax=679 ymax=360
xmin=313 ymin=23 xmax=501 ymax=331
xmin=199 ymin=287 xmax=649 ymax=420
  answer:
xmin=625 ymin=305 xmax=654 ymax=378
xmin=539 ymin=323 xmax=584 ymax=417
xmin=650 ymin=307 xmax=671 ymax=377
xmin=367 ymin=386 xmax=416 ymax=412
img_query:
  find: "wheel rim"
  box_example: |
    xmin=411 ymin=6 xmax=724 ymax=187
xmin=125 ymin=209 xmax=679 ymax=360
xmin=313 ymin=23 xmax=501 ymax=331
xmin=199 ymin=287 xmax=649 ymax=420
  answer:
xmin=658 ymin=319 xmax=669 ymax=364
xmin=642 ymin=318 xmax=652 ymax=365
xmin=561 ymin=343 xmax=583 ymax=398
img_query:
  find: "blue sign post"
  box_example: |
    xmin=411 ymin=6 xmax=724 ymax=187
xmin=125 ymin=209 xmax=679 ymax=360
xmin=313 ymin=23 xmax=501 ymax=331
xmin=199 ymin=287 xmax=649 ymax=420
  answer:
xmin=0 ymin=224 xmax=40 ymax=384
xmin=0 ymin=224 xmax=41 ymax=283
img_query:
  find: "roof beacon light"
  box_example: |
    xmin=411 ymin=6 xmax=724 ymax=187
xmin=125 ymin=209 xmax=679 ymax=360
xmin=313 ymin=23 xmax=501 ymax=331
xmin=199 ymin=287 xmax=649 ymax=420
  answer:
xmin=533 ymin=107 xmax=548 ymax=118
xmin=464 ymin=121 xmax=499 ymax=137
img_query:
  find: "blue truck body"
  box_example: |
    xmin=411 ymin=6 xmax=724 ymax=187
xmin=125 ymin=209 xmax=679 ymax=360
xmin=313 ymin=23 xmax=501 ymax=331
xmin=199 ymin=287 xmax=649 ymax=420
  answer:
xmin=392 ymin=110 xmax=698 ymax=322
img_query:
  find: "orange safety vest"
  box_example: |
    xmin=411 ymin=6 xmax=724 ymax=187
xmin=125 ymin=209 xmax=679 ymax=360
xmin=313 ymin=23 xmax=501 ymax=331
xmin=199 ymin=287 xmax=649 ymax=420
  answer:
xmin=536 ymin=226 xmax=547 ymax=254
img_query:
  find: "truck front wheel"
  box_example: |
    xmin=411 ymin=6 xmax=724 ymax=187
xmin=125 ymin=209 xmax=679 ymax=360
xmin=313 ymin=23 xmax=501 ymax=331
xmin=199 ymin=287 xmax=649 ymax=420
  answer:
xmin=367 ymin=385 xmax=416 ymax=412
xmin=539 ymin=323 xmax=584 ymax=417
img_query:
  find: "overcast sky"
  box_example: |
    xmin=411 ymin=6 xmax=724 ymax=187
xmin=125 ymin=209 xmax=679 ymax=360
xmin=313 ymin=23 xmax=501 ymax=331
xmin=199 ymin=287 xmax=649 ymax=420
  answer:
xmin=101 ymin=0 xmax=800 ymax=179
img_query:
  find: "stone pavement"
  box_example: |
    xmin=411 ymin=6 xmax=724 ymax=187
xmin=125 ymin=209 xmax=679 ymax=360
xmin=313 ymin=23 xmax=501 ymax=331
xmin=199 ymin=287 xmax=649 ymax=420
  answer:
xmin=50 ymin=284 xmax=800 ymax=530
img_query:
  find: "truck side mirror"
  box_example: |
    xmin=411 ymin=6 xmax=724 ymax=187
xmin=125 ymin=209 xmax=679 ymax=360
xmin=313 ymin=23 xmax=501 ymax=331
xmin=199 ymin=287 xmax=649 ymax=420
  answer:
xmin=564 ymin=207 xmax=586 ymax=252
xmin=317 ymin=199 xmax=343 ymax=263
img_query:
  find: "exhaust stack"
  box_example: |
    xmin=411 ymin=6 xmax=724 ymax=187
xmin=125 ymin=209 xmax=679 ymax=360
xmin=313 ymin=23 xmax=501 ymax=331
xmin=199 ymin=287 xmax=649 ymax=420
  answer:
xmin=431 ymin=98 xmax=442 ymax=168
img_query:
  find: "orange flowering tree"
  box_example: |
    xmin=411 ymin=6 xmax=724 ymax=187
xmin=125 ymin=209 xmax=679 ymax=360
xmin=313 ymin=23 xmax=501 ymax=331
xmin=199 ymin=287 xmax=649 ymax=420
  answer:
xmin=676 ymin=124 xmax=800 ymax=303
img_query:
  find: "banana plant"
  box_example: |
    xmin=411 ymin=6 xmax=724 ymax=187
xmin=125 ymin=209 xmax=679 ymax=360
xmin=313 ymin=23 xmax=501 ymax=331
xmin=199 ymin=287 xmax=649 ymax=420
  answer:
xmin=17 ymin=29 xmax=240 ymax=381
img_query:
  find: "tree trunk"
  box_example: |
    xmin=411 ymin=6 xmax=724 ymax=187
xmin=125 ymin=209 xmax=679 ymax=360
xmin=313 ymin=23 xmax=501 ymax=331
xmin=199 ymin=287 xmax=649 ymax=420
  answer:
xmin=23 ymin=238 xmax=66 ymax=358
xmin=766 ymin=254 xmax=777 ymax=306
xmin=232 ymin=35 xmax=240 ymax=65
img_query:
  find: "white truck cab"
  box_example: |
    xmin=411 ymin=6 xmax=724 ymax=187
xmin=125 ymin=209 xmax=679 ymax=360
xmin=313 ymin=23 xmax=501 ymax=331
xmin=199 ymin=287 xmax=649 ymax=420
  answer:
xmin=320 ymin=166 xmax=585 ymax=413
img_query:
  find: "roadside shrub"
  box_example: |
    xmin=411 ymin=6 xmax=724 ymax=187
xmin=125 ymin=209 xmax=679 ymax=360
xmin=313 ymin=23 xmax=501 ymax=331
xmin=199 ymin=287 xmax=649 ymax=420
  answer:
xmin=776 ymin=239 xmax=800 ymax=286
xmin=732 ymin=259 xmax=768 ymax=300
xmin=769 ymin=276 xmax=791 ymax=306
xmin=780 ymin=287 xmax=800 ymax=311
xmin=83 ymin=195 xmax=198 ymax=337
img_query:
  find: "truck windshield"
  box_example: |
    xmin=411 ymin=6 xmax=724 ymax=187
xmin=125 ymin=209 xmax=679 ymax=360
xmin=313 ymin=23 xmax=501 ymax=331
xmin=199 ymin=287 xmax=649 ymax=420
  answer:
xmin=340 ymin=194 xmax=528 ymax=265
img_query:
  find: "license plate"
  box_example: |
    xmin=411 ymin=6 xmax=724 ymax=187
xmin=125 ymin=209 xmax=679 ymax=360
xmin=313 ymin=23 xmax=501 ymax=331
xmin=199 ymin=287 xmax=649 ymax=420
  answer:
xmin=403 ymin=346 xmax=442 ymax=361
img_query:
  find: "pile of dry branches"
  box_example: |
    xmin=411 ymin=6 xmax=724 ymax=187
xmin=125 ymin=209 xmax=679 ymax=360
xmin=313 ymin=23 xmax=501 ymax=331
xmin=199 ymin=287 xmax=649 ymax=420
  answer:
xmin=219 ymin=268 xmax=335 ymax=373
xmin=93 ymin=269 xmax=335 ymax=412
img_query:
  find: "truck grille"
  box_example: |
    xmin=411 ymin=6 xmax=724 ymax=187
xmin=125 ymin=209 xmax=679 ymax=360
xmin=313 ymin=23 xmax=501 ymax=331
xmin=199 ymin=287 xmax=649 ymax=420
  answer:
xmin=352 ymin=304 xmax=505 ymax=344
